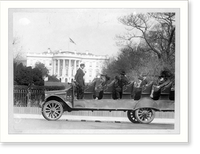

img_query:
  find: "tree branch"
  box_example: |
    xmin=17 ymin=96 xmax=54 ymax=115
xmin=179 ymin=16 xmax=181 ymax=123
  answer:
xmin=166 ymin=27 xmax=175 ymax=53
xmin=142 ymin=31 xmax=161 ymax=59
xmin=127 ymin=35 xmax=144 ymax=40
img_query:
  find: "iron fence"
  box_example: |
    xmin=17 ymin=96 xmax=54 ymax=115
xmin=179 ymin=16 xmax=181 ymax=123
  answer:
xmin=14 ymin=86 xmax=45 ymax=107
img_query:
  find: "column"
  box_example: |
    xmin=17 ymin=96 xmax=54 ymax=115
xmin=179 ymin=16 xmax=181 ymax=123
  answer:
xmin=74 ymin=60 xmax=77 ymax=76
xmin=52 ymin=59 xmax=54 ymax=75
xmin=62 ymin=59 xmax=65 ymax=77
xmin=53 ymin=59 xmax=56 ymax=75
xmin=76 ymin=61 xmax=79 ymax=69
xmin=68 ymin=59 xmax=71 ymax=81
xmin=58 ymin=59 xmax=60 ymax=77
xmin=66 ymin=59 xmax=68 ymax=76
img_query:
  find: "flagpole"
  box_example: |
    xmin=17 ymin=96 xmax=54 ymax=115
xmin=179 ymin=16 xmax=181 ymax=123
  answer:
xmin=69 ymin=37 xmax=76 ymax=51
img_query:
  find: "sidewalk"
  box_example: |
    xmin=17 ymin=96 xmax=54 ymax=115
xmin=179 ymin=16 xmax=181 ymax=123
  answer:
xmin=14 ymin=113 xmax=175 ymax=124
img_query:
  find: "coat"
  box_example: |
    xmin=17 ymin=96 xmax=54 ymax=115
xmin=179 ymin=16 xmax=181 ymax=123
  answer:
xmin=75 ymin=68 xmax=85 ymax=87
xmin=119 ymin=75 xmax=129 ymax=88
xmin=140 ymin=79 xmax=148 ymax=87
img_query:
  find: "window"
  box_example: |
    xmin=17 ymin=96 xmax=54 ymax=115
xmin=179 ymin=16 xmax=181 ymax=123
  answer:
xmin=96 ymin=69 xmax=99 ymax=74
xmin=89 ymin=62 xmax=92 ymax=67
xmin=89 ymin=69 xmax=92 ymax=77
xmin=30 ymin=60 xmax=32 ymax=66
xmin=96 ymin=61 xmax=99 ymax=67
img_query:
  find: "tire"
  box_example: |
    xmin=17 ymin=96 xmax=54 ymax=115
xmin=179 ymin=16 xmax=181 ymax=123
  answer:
xmin=127 ymin=110 xmax=138 ymax=123
xmin=135 ymin=108 xmax=155 ymax=124
xmin=42 ymin=100 xmax=64 ymax=121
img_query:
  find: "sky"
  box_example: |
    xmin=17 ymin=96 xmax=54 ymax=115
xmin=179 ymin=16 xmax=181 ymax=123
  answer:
xmin=12 ymin=9 xmax=139 ymax=57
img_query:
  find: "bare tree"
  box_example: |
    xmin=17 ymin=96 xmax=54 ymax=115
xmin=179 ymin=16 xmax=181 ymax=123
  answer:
xmin=117 ymin=12 xmax=175 ymax=64
xmin=13 ymin=36 xmax=25 ymax=64
xmin=149 ymin=13 xmax=175 ymax=62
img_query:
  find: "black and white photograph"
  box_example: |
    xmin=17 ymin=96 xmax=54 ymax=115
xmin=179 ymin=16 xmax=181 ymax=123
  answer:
xmin=0 ymin=0 xmax=189 ymax=143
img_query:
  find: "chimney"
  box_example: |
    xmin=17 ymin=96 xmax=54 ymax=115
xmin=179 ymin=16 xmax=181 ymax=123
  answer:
xmin=47 ymin=48 xmax=51 ymax=53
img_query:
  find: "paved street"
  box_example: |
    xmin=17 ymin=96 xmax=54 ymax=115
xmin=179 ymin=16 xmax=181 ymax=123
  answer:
xmin=11 ymin=114 xmax=174 ymax=133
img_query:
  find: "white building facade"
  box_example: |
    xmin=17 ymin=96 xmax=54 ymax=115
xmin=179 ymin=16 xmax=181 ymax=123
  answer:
xmin=27 ymin=50 xmax=108 ymax=83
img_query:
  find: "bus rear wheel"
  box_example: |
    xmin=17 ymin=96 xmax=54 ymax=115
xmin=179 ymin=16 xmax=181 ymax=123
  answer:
xmin=135 ymin=108 xmax=155 ymax=124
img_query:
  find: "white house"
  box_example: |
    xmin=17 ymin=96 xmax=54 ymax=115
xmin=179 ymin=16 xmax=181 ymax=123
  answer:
xmin=27 ymin=49 xmax=108 ymax=83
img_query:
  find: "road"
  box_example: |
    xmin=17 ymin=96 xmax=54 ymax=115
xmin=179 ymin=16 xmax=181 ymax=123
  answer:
xmin=11 ymin=118 xmax=174 ymax=133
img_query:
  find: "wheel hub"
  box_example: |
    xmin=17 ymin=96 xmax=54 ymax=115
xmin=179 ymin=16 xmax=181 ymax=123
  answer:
xmin=142 ymin=111 xmax=149 ymax=118
xmin=50 ymin=107 xmax=56 ymax=112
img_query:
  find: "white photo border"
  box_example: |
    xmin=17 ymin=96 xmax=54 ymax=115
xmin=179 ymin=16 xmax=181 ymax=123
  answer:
xmin=0 ymin=0 xmax=188 ymax=142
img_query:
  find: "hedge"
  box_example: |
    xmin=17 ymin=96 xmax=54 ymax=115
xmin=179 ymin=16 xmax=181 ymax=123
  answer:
xmin=14 ymin=85 xmax=66 ymax=91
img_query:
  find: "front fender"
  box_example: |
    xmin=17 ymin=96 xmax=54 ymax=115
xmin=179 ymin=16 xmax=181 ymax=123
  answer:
xmin=134 ymin=97 xmax=159 ymax=111
xmin=42 ymin=95 xmax=72 ymax=111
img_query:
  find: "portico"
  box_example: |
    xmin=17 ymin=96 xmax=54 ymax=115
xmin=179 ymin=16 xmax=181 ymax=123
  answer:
xmin=53 ymin=58 xmax=81 ymax=83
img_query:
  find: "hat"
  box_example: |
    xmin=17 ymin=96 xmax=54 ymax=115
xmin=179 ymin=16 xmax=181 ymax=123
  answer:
xmin=141 ymin=73 xmax=147 ymax=77
xmin=101 ymin=74 xmax=110 ymax=80
xmin=138 ymin=76 xmax=143 ymax=80
xmin=80 ymin=63 xmax=85 ymax=67
xmin=120 ymin=71 xmax=126 ymax=75
xmin=105 ymin=75 xmax=110 ymax=80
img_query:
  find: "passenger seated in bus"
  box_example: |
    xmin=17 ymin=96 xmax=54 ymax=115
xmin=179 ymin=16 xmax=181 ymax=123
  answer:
xmin=113 ymin=75 xmax=122 ymax=99
xmin=138 ymin=74 xmax=148 ymax=88
xmin=93 ymin=74 xmax=110 ymax=100
xmin=118 ymin=71 xmax=130 ymax=99
xmin=150 ymin=75 xmax=171 ymax=99
xmin=169 ymin=81 xmax=175 ymax=100
xmin=132 ymin=74 xmax=148 ymax=100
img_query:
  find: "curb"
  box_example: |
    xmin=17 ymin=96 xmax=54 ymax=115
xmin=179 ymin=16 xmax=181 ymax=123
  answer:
xmin=14 ymin=114 xmax=175 ymax=124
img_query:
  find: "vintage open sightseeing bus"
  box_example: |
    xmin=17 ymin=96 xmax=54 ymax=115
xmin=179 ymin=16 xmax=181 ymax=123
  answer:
xmin=41 ymin=80 xmax=174 ymax=124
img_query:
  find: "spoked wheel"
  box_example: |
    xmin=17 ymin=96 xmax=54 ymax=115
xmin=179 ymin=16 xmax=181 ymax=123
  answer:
xmin=135 ymin=108 xmax=155 ymax=124
xmin=42 ymin=100 xmax=64 ymax=121
xmin=127 ymin=110 xmax=138 ymax=123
